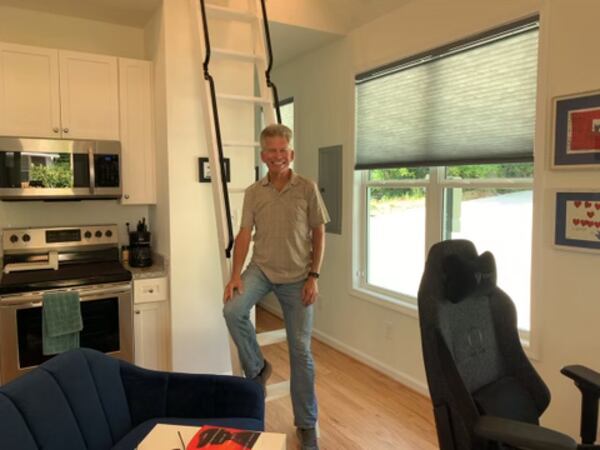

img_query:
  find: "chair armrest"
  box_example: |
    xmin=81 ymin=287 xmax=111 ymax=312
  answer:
xmin=165 ymin=372 xmax=264 ymax=420
xmin=561 ymin=365 xmax=600 ymax=445
xmin=474 ymin=415 xmax=576 ymax=450
xmin=120 ymin=362 xmax=264 ymax=426
xmin=561 ymin=365 xmax=600 ymax=395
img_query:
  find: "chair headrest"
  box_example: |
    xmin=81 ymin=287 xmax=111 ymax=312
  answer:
xmin=442 ymin=251 xmax=496 ymax=303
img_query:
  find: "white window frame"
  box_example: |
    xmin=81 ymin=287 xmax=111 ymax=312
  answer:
xmin=354 ymin=166 xmax=533 ymax=334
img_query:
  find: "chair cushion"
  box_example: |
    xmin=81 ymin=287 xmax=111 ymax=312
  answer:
xmin=112 ymin=417 xmax=265 ymax=450
xmin=473 ymin=376 xmax=540 ymax=424
xmin=1 ymin=368 xmax=88 ymax=450
xmin=0 ymin=394 xmax=38 ymax=450
xmin=442 ymin=251 xmax=496 ymax=303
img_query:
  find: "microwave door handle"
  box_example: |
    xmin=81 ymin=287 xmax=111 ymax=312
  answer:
xmin=88 ymin=146 xmax=95 ymax=194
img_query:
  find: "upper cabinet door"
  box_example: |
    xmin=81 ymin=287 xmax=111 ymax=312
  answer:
xmin=0 ymin=43 xmax=61 ymax=138
xmin=119 ymin=58 xmax=156 ymax=205
xmin=59 ymin=50 xmax=120 ymax=140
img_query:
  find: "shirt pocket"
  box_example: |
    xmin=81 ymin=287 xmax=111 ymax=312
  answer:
xmin=284 ymin=197 xmax=308 ymax=224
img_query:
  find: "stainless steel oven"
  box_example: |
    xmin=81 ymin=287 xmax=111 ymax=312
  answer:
xmin=0 ymin=282 xmax=132 ymax=383
xmin=0 ymin=224 xmax=133 ymax=384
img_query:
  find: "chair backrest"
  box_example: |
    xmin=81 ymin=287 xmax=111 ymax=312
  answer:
xmin=418 ymin=240 xmax=549 ymax=450
xmin=0 ymin=348 xmax=132 ymax=450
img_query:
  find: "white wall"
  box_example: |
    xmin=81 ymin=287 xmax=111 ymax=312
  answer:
xmin=0 ymin=5 xmax=149 ymax=250
xmin=273 ymin=0 xmax=600 ymax=438
xmin=151 ymin=0 xmax=256 ymax=375
xmin=0 ymin=5 xmax=144 ymax=58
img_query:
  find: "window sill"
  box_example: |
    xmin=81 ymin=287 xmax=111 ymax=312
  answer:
xmin=349 ymin=286 xmax=419 ymax=319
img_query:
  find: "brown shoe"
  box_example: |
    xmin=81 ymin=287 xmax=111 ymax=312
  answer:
xmin=251 ymin=360 xmax=272 ymax=393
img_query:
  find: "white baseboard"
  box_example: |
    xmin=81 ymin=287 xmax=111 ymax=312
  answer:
xmin=258 ymin=300 xmax=429 ymax=397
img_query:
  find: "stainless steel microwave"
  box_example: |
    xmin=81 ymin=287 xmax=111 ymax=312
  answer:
xmin=0 ymin=137 xmax=121 ymax=200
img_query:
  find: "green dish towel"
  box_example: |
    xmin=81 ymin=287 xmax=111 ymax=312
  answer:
xmin=42 ymin=291 xmax=83 ymax=356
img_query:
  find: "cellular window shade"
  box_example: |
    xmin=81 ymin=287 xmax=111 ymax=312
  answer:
xmin=355 ymin=23 xmax=539 ymax=170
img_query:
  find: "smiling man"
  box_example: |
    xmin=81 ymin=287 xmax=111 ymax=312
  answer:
xmin=223 ymin=124 xmax=329 ymax=450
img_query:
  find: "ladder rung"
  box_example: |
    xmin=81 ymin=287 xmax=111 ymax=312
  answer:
xmin=257 ymin=328 xmax=287 ymax=346
xmin=228 ymin=187 xmax=245 ymax=194
xmin=205 ymin=4 xmax=256 ymax=22
xmin=213 ymin=48 xmax=264 ymax=62
xmin=217 ymin=94 xmax=271 ymax=104
xmin=266 ymin=380 xmax=290 ymax=402
xmin=222 ymin=140 xmax=260 ymax=148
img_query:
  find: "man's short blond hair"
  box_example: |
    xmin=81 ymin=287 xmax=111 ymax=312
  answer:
xmin=260 ymin=123 xmax=293 ymax=148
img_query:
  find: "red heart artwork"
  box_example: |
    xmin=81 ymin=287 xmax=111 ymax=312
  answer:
xmin=585 ymin=201 xmax=592 ymax=208
xmin=596 ymin=203 xmax=600 ymax=210
xmin=575 ymin=201 xmax=582 ymax=208
xmin=573 ymin=218 xmax=580 ymax=225
xmin=587 ymin=211 xmax=595 ymax=218
xmin=595 ymin=221 xmax=600 ymax=228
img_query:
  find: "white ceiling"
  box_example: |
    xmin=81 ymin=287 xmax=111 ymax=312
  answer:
xmin=0 ymin=0 xmax=410 ymax=65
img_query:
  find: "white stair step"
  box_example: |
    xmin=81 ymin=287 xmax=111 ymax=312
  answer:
xmin=257 ymin=328 xmax=287 ymax=347
xmin=266 ymin=380 xmax=290 ymax=402
xmin=222 ymin=140 xmax=260 ymax=148
xmin=217 ymin=93 xmax=271 ymax=105
xmin=213 ymin=48 xmax=264 ymax=62
xmin=205 ymin=4 xmax=256 ymax=22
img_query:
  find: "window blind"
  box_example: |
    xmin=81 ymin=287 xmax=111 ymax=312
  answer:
xmin=355 ymin=19 xmax=539 ymax=170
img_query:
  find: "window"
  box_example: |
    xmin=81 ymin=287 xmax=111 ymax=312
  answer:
xmin=355 ymin=19 xmax=539 ymax=331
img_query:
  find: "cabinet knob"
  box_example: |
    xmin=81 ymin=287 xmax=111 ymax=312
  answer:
xmin=149 ymin=289 xmax=154 ymax=294
xmin=135 ymin=310 xmax=141 ymax=315
xmin=63 ymin=128 xmax=69 ymax=133
xmin=124 ymin=194 xmax=130 ymax=200
xmin=52 ymin=127 xmax=59 ymax=133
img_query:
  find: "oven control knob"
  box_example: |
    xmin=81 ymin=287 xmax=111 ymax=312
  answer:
xmin=95 ymin=230 xmax=103 ymax=238
xmin=105 ymin=230 xmax=113 ymax=238
xmin=9 ymin=234 xmax=18 ymax=243
xmin=84 ymin=231 xmax=92 ymax=239
xmin=22 ymin=234 xmax=31 ymax=242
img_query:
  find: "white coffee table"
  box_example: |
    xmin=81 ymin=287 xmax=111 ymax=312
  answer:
xmin=137 ymin=423 xmax=286 ymax=450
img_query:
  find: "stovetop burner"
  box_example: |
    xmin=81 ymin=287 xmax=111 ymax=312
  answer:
xmin=1 ymin=225 xmax=131 ymax=296
xmin=0 ymin=261 xmax=131 ymax=295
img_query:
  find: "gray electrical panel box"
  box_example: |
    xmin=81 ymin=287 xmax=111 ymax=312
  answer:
xmin=318 ymin=145 xmax=342 ymax=234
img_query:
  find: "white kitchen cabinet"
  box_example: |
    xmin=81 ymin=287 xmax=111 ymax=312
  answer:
xmin=0 ymin=43 xmax=61 ymax=138
xmin=59 ymin=50 xmax=120 ymax=140
xmin=119 ymin=58 xmax=156 ymax=204
xmin=0 ymin=42 xmax=120 ymax=140
xmin=133 ymin=277 xmax=169 ymax=371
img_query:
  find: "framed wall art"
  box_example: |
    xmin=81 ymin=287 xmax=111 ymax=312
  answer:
xmin=552 ymin=91 xmax=600 ymax=168
xmin=555 ymin=191 xmax=600 ymax=252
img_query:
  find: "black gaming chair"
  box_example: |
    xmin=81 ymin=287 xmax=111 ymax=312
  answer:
xmin=418 ymin=239 xmax=600 ymax=450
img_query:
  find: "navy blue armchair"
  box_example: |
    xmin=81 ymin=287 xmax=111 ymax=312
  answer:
xmin=0 ymin=348 xmax=264 ymax=450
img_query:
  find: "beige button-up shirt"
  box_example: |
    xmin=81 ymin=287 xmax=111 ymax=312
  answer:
xmin=240 ymin=172 xmax=330 ymax=284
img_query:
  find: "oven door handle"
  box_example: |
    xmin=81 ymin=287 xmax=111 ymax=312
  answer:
xmin=0 ymin=283 xmax=132 ymax=306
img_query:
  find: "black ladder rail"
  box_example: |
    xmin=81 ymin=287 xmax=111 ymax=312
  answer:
xmin=198 ymin=0 xmax=234 ymax=258
xmin=259 ymin=0 xmax=282 ymax=124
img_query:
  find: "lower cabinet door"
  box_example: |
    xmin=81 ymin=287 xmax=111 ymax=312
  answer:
xmin=134 ymin=301 xmax=169 ymax=371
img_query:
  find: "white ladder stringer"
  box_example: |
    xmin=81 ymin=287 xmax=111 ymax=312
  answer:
xmin=192 ymin=0 xmax=289 ymax=402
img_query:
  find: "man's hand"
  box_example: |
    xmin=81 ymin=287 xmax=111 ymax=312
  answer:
xmin=302 ymin=277 xmax=319 ymax=306
xmin=223 ymin=275 xmax=243 ymax=303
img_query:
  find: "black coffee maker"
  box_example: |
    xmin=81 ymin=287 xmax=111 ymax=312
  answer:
xmin=128 ymin=218 xmax=153 ymax=268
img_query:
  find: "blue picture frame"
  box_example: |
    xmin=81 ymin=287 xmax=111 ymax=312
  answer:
xmin=555 ymin=192 xmax=600 ymax=251
xmin=553 ymin=91 xmax=600 ymax=168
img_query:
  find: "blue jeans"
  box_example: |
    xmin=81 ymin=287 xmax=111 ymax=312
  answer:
xmin=223 ymin=263 xmax=317 ymax=428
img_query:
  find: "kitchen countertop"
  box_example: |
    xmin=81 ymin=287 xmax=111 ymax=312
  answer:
xmin=124 ymin=253 xmax=168 ymax=280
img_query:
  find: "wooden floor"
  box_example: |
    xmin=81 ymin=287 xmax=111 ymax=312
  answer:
xmin=256 ymin=306 xmax=438 ymax=450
